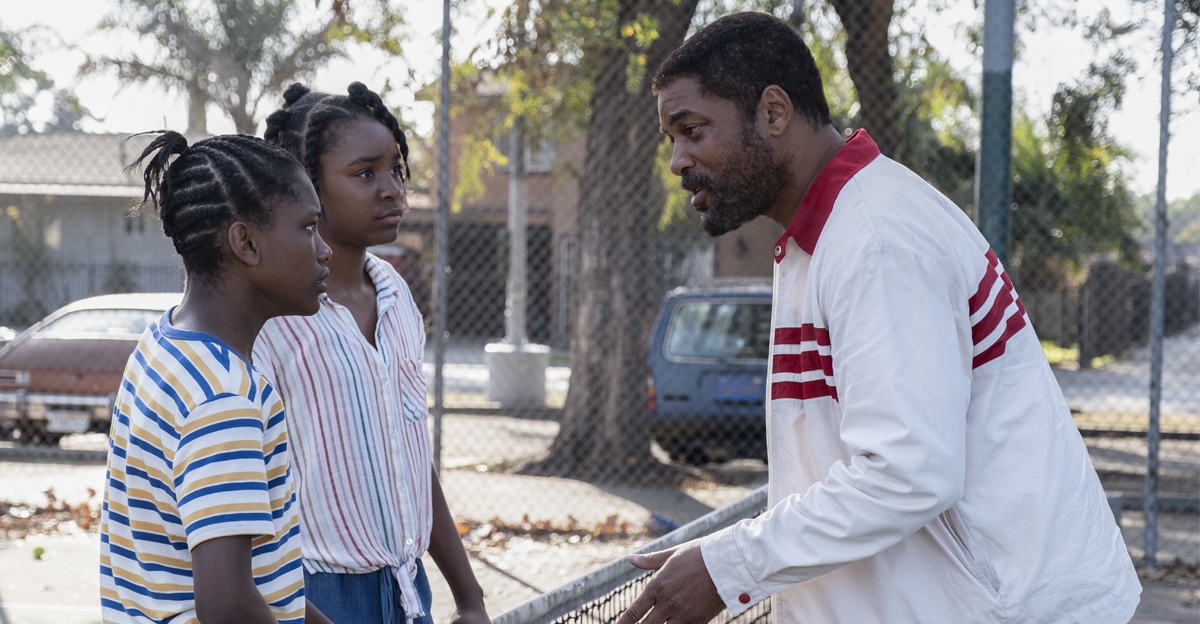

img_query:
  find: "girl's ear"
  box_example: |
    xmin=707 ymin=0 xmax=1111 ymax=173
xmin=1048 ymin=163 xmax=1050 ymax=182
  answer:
xmin=227 ymin=222 xmax=262 ymax=267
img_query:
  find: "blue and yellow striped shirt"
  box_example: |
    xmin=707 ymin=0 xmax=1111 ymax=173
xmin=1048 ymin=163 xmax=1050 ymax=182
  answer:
xmin=100 ymin=309 xmax=304 ymax=624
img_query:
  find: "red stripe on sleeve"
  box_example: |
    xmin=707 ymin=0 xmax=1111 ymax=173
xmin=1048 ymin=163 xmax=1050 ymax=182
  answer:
xmin=772 ymin=351 xmax=834 ymax=376
xmin=772 ymin=380 xmax=838 ymax=402
xmin=969 ymin=251 xmax=1001 ymax=315
xmin=774 ymin=326 xmax=805 ymax=344
xmin=972 ymin=309 xmax=1027 ymax=368
xmin=775 ymin=324 xmax=831 ymax=346
xmin=972 ymin=286 xmax=1015 ymax=344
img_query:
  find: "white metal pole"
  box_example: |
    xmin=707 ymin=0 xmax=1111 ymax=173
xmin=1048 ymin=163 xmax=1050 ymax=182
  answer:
xmin=433 ymin=0 xmax=452 ymax=474
xmin=507 ymin=117 xmax=528 ymax=347
xmin=1145 ymin=0 xmax=1174 ymax=572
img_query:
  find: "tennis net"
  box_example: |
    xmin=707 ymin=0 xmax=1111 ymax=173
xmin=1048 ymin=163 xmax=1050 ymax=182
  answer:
xmin=492 ymin=485 xmax=771 ymax=624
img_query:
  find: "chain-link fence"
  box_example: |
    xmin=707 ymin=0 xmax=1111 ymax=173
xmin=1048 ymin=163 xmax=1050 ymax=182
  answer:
xmin=1 ymin=1 xmax=1198 ymax=619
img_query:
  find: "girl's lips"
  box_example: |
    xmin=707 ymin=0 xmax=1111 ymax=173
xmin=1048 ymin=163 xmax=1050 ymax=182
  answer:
xmin=377 ymin=213 xmax=403 ymax=226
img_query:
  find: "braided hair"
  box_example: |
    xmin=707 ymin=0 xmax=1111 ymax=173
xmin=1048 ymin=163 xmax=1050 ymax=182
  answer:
xmin=129 ymin=131 xmax=307 ymax=281
xmin=263 ymin=81 xmax=410 ymax=204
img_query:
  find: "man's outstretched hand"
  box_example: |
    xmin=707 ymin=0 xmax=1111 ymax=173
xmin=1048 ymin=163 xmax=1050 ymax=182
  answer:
xmin=615 ymin=542 xmax=726 ymax=624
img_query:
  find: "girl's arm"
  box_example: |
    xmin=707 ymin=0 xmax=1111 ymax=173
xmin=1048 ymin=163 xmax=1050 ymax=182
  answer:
xmin=426 ymin=467 xmax=490 ymax=624
xmin=304 ymin=600 xmax=335 ymax=624
xmin=193 ymin=536 xmax=279 ymax=624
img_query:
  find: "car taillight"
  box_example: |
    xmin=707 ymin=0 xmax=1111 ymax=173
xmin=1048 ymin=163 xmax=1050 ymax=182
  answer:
xmin=646 ymin=368 xmax=656 ymax=411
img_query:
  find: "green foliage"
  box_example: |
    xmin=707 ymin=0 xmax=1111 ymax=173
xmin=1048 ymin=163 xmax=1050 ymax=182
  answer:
xmin=86 ymin=0 xmax=405 ymax=133
xmin=452 ymin=133 xmax=507 ymax=213
xmin=0 ymin=23 xmax=87 ymax=136
xmin=656 ymin=135 xmax=690 ymax=229
xmin=0 ymin=25 xmax=51 ymax=136
xmin=1142 ymin=191 xmax=1200 ymax=247
xmin=1009 ymin=56 xmax=1143 ymax=284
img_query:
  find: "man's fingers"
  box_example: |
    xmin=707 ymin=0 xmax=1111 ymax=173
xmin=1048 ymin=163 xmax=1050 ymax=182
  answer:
xmin=615 ymin=585 xmax=657 ymax=624
xmin=629 ymin=548 xmax=674 ymax=570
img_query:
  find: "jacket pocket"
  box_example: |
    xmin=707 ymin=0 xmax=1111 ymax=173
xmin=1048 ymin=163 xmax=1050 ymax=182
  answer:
xmin=938 ymin=508 xmax=1002 ymax=598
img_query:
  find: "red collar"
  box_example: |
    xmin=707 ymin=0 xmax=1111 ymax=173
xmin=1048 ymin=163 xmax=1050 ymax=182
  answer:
xmin=774 ymin=129 xmax=880 ymax=262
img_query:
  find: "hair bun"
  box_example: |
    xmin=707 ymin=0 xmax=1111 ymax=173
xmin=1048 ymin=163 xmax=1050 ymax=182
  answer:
xmin=283 ymin=83 xmax=310 ymax=105
xmin=347 ymin=81 xmax=370 ymax=99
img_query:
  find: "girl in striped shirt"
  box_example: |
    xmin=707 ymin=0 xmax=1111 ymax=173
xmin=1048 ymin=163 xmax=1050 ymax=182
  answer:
xmin=254 ymin=83 xmax=489 ymax=624
xmin=102 ymin=132 xmax=334 ymax=624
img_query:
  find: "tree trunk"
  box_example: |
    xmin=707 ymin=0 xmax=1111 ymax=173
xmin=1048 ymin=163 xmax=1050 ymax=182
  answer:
xmin=830 ymin=0 xmax=898 ymax=157
xmin=536 ymin=0 xmax=699 ymax=481
xmin=186 ymin=81 xmax=207 ymax=134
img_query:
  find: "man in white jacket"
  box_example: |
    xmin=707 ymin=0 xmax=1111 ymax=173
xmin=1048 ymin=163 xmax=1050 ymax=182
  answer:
xmin=617 ymin=12 xmax=1141 ymax=624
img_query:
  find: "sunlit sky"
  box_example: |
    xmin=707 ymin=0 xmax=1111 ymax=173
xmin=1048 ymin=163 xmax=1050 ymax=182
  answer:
xmin=4 ymin=0 xmax=1198 ymax=201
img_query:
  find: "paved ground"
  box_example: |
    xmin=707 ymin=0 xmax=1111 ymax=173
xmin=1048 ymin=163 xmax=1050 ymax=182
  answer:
xmin=0 ymin=509 xmax=1196 ymax=623
xmin=0 ymin=331 xmax=1195 ymax=622
xmin=1054 ymin=325 xmax=1200 ymax=424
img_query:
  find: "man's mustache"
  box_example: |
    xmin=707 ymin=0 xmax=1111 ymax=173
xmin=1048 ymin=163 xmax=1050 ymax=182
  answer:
xmin=681 ymin=172 xmax=717 ymax=194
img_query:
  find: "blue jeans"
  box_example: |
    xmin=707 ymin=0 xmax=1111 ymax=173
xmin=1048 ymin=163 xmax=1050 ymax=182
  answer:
xmin=304 ymin=560 xmax=434 ymax=624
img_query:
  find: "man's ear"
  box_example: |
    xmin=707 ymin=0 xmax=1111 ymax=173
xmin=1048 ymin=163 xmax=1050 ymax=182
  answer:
xmin=759 ymin=85 xmax=793 ymax=137
xmin=226 ymin=222 xmax=262 ymax=267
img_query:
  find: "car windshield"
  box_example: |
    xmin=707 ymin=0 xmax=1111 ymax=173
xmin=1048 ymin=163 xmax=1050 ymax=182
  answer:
xmin=666 ymin=300 xmax=772 ymax=361
xmin=36 ymin=309 xmax=162 ymax=338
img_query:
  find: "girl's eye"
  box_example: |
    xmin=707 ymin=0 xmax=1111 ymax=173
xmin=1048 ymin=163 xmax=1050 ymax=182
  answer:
xmin=306 ymin=223 xmax=317 ymax=232
xmin=357 ymin=169 xmax=374 ymax=178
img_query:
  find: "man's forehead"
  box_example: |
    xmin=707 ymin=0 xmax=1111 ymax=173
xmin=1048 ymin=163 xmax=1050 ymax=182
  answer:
xmin=658 ymin=77 xmax=731 ymax=124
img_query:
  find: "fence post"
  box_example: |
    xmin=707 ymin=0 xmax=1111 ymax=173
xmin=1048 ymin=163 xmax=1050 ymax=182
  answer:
xmin=433 ymin=0 xmax=453 ymax=475
xmin=1145 ymin=0 xmax=1175 ymax=572
xmin=790 ymin=0 xmax=804 ymax=31
xmin=975 ymin=0 xmax=1014 ymax=267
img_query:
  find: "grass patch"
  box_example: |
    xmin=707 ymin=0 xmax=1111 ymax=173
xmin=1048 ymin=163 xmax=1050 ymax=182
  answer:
xmin=1042 ymin=340 xmax=1078 ymax=365
xmin=1041 ymin=341 xmax=1120 ymax=369
xmin=1074 ymin=412 xmax=1200 ymax=432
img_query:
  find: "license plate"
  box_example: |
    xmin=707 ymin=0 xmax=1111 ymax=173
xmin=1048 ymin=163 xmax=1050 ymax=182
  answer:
xmin=717 ymin=375 xmax=764 ymax=401
xmin=47 ymin=410 xmax=90 ymax=434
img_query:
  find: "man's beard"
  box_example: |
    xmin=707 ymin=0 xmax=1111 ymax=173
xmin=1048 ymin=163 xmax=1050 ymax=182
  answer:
xmin=682 ymin=125 xmax=789 ymax=237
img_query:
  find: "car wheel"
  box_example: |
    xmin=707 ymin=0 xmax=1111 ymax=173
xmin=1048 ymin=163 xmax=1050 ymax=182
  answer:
xmin=35 ymin=431 xmax=66 ymax=446
xmin=14 ymin=422 xmax=64 ymax=446
xmin=666 ymin=443 xmax=709 ymax=466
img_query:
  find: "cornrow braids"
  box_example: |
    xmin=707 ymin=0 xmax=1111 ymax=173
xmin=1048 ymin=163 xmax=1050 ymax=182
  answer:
xmin=262 ymin=81 xmax=410 ymax=204
xmin=127 ymin=131 xmax=308 ymax=281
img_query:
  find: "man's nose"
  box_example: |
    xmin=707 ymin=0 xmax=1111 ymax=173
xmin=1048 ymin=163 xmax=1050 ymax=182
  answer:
xmin=670 ymin=142 xmax=694 ymax=177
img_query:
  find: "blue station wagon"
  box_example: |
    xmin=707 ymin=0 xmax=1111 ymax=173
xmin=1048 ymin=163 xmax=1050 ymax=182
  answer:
xmin=646 ymin=280 xmax=772 ymax=464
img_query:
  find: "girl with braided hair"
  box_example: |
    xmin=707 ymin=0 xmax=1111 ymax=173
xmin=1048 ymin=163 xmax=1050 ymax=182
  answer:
xmin=254 ymin=83 xmax=489 ymax=624
xmin=100 ymin=131 xmax=335 ymax=624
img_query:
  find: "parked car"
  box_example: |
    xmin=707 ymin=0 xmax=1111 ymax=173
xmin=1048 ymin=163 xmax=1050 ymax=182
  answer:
xmin=646 ymin=280 xmax=772 ymax=464
xmin=0 ymin=293 xmax=181 ymax=445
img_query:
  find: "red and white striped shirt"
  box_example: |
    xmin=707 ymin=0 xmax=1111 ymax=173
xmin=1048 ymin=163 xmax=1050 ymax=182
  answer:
xmin=701 ymin=130 xmax=1139 ymax=623
xmin=253 ymin=254 xmax=432 ymax=620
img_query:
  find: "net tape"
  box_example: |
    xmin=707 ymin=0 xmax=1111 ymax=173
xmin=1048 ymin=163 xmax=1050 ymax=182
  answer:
xmin=492 ymin=485 xmax=769 ymax=624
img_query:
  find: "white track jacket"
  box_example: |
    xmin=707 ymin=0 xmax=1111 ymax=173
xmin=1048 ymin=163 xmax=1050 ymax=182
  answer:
xmin=700 ymin=130 xmax=1140 ymax=623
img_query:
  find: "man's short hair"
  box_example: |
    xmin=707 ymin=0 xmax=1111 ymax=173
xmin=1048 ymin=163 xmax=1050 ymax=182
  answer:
xmin=652 ymin=12 xmax=832 ymax=129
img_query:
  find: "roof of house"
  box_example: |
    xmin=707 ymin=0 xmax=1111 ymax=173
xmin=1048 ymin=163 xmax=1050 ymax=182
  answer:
xmin=0 ymin=132 xmax=444 ymax=211
xmin=0 ymin=131 xmax=208 ymax=197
